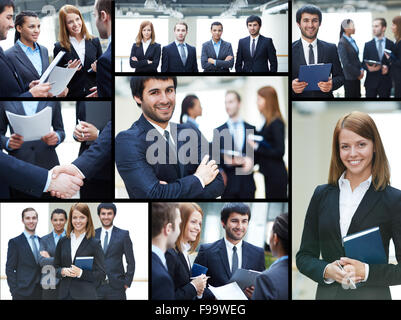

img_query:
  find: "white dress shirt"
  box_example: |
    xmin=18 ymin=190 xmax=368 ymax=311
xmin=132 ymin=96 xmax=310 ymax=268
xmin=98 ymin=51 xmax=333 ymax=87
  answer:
xmin=70 ymin=231 xmax=86 ymax=263
xmin=301 ymin=37 xmax=318 ymax=65
xmin=100 ymin=225 xmax=113 ymax=249
xmin=142 ymin=39 xmax=151 ymax=55
xmin=70 ymin=36 xmax=86 ymax=65
xmin=224 ymin=237 xmax=243 ymax=272
xmin=249 ymin=35 xmax=259 ymax=55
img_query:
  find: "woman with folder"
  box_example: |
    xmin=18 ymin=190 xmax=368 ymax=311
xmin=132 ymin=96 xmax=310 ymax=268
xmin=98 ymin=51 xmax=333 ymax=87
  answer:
xmin=296 ymin=111 xmax=401 ymax=300
xmin=165 ymin=203 xmax=208 ymax=300
xmin=54 ymin=203 xmax=106 ymax=300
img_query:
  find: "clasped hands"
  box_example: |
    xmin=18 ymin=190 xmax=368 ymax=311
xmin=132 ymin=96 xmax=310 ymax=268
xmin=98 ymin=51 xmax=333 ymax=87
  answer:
xmin=324 ymin=257 xmax=365 ymax=286
xmin=292 ymin=78 xmax=333 ymax=93
xmin=191 ymin=274 xmax=209 ymax=296
xmin=74 ymin=121 xmax=99 ymax=142
xmin=47 ymin=164 xmax=85 ymax=199
xmin=61 ymin=265 xmax=83 ymax=278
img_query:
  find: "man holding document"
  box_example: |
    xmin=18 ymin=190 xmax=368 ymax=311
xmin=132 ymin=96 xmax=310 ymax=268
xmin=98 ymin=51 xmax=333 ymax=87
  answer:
xmin=292 ymin=4 xmax=344 ymax=98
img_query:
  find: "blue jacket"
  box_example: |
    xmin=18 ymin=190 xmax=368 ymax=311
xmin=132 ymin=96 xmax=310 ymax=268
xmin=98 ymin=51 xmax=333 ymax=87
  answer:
xmin=161 ymin=42 xmax=198 ymax=72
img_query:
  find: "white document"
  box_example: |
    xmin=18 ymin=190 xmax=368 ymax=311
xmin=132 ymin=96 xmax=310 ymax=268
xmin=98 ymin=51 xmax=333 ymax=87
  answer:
xmin=208 ymin=282 xmax=248 ymax=300
xmin=6 ymin=107 xmax=52 ymax=142
xmin=48 ymin=66 xmax=77 ymax=96
xmin=39 ymin=51 xmax=66 ymax=83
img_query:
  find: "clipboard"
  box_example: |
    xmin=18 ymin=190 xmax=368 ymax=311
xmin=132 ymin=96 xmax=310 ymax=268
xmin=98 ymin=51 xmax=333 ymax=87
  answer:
xmin=298 ymin=63 xmax=332 ymax=91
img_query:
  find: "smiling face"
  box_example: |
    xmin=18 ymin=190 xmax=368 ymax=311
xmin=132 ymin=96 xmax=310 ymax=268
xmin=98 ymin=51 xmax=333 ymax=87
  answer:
xmin=222 ymin=212 xmax=249 ymax=243
xmin=0 ymin=6 xmax=14 ymax=41
xmin=51 ymin=213 xmax=67 ymax=234
xmin=142 ymin=24 xmax=152 ymax=41
xmin=71 ymin=210 xmax=88 ymax=234
xmin=65 ymin=12 xmax=82 ymax=37
xmin=211 ymin=24 xmax=223 ymax=42
xmin=339 ymin=128 xmax=374 ymax=182
xmin=183 ymin=210 xmax=202 ymax=243
xmin=247 ymin=21 xmax=260 ymax=37
xmin=99 ymin=208 xmax=115 ymax=228
xmin=18 ymin=16 xmax=40 ymax=44
xmin=23 ymin=210 xmax=38 ymax=233
xmin=298 ymin=12 xmax=320 ymax=41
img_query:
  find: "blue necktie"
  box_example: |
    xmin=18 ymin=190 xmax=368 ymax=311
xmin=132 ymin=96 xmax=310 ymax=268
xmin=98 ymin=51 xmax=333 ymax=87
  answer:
xmin=232 ymin=246 xmax=238 ymax=274
xmin=378 ymin=39 xmax=384 ymax=60
xmin=103 ymin=231 xmax=109 ymax=253
xmin=251 ymin=39 xmax=256 ymax=57
xmin=179 ymin=44 xmax=187 ymax=65
xmin=30 ymin=235 xmax=39 ymax=263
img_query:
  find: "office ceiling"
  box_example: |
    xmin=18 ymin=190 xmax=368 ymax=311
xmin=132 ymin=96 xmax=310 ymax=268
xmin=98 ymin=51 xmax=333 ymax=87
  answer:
xmin=13 ymin=0 xmax=95 ymax=17
xmin=294 ymin=0 xmax=401 ymax=11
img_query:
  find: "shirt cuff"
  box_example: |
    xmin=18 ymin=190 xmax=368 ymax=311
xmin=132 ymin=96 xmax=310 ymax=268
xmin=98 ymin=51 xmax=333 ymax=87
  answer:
xmin=55 ymin=132 xmax=61 ymax=145
xmin=193 ymin=174 xmax=205 ymax=188
xmin=43 ymin=170 xmax=52 ymax=192
xmin=363 ymin=264 xmax=369 ymax=282
xmin=323 ymin=264 xmax=335 ymax=284
xmin=5 ymin=139 xmax=13 ymax=151
xmin=77 ymin=269 xmax=83 ymax=278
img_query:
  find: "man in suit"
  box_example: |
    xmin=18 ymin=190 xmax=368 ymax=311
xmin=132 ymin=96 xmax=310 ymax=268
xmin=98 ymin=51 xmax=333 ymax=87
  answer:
xmin=363 ymin=18 xmax=395 ymax=98
xmin=292 ymin=5 xmax=344 ymax=98
xmin=38 ymin=208 xmax=67 ymax=300
xmin=6 ymin=208 xmax=42 ymax=299
xmin=201 ymin=21 xmax=234 ymax=72
xmin=235 ymin=15 xmax=277 ymax=73
xmin=194 ymin=203 xmax=265 ymax=299
xmin=0 ymin=0 xmax=51 ymax=97
xmin=95 ymin=203 xmax=135 ymax=300
xmin=252 ymin=213 xmax=288 ymax=300
xmin=161 ymin=22 xmax=198 ymax=72
xmin=151 ymin=202 xmax=181 ymax=300
xmin=213 ymin=90 xmax=255 ymax=199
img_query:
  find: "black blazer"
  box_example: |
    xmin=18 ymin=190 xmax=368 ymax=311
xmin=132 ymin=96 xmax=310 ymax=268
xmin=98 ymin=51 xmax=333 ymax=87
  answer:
xmin=53 ymin=37 xmax=102 ymax=98
xmin=161 ymin=42 xmax=198 ymax=72
xmin=54 ymin=236 xmax=106 ymax=300
xmin=337 ymin=36 xmax=362 ymax=80
xmin=165 ymin=247 xmax=198 ymax=300
xmin=292 ymin=39 xmax=344 ymax=98
xmin=130 ymin=42 xmax=161 ymax=72
xmin=152 ymin=252 xmax=175 ymax=300
xmin=296 ymin=184 xmax=401 ymax=300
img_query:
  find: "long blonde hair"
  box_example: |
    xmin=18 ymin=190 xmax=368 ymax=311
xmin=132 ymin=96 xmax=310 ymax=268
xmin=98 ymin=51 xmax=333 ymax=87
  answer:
xmin=66 ymin=203 xmax=95 ymax=239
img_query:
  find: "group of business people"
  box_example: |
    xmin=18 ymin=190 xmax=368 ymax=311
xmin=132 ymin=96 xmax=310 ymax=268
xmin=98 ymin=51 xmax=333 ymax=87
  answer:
xmin=6 ymin=203 xmax=135 ymax=300
xmin=0 ymin=0 xmax=111 ymax=98
xmin=130 ymin=15 xmax=278 ymax=73
xmin=151 ymin=202 xmax=288 ymax=300
xmin=292 ymin=4 xmax=401 ymax=98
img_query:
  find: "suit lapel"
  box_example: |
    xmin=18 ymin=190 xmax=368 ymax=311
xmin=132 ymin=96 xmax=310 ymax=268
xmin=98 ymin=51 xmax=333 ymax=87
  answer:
xmin=317 ymin=39 xmax=325 ymax=64
xmin=65 ymin=238 xmax=72 ymax=265
xmin=73 ymin=236 xmax=90 ymax=263
xmin=178 ymin=251 xmax=191 ymax=277
xmin=172 ymin=43 xmax=185 ymax=68
xmin=327 ymin=186 xmax=342 ymax=242
xmin=106 ymin=227 xmax=118 ymax=255
xmin=218 ymin=239 xmax=231 ymax=278
xmin=14 ymin=44 xmax=40 ymax=79
xmin=20 ymin=233 xmax=37 ymax=264
xmin=0 ymin=48 xmax=24 ymax=90
xmin=39 ymin=44 xmax=49 ymax=73
xmin=295 ymin=39 xmax=307 ymax=66
xmin=36 ymin=101 xmax=46 ymax=113
xmin=241 ymin=242 xmax=249 ymax=268
xmin=172 ymin=123 xmax=183 ymax=178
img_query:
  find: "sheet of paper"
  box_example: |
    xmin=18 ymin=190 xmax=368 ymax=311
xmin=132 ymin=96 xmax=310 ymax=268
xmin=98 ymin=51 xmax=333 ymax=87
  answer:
xmin=39 ymin=51 xmax=66 ymax=83
xmin=6 ymin=107 xmax=52 ymax=142
xmin=48 ymin=66 xmax=77 ymax=96
xmin=208 ymin=282 xmax=248 ymax=300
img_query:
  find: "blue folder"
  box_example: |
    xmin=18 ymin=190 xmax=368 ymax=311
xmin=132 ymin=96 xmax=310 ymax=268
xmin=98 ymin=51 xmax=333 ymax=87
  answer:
xmin=75 ymin=256 xmax=94 ymax=271
xmin=343 ymin=227 xmax=387 ymax=264
xmin=191 ymin=263 xmax=208 ymax=277
xmin=298 ymin=63 xmax=332 ymax=91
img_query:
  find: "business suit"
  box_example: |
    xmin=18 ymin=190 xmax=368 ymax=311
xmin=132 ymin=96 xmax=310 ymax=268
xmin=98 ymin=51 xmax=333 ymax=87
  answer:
xmin=292 ymin=39 xmax=344 ymax=98
xmin=0 ymin=151 xmax=48 ymax=199
xmin=362 ymin=38 xmax=394 ymax=98
xmin=389 ymin=40 xmax=401 ymax=98
xmin=252 ymin=258 xmax=289 ymax=300
xmin=53 ymin=37 xmax=102 ymax=98
xmin=165 ymin=247 xmax=198 ymax=300
xmin=152 ymin=252 xmax=175 ymax=300
xmin=296 ymin=184 xmax=401 ymax=300
xmin=5 ymin=42 xmax=49 ymax=87
xmin=130 ymin=42 xmax=161 ymax=72
xmin=338 ymin=36 xmax=363 ymax=98
xmin=161 ymin=42 xmax=198 ymax=72
xmin=115 ymin=114 xmax=225 ymax=199
xmin=213 ymin=121 xmax=256 ymax=199
xmin=6 ymin=233 xmax=42 ymax=299
xmin=201 ymin=39 xmax=234 ymax=72
xmin=54 ymin=235 xmax=106 ymax=300
xmin=97 ymin=41 xmax=111 ymax=98
xmin=95 ymin=227 xmax=135 ymax=300
xmin=194 ymin=238 xmax=265 ymax=299
xmin=0 ymin=47 xmax=32 ymax=98
xmin=254 ymin=118 xmax=287 ymax=200
xmin=235 ymin=35 xmax=277 ymax=72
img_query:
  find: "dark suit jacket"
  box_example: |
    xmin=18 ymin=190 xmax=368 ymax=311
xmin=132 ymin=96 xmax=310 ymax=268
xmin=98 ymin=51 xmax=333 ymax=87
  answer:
xmin=95 ymin=227 xmax=135 ymax=290
xmin=292 ymin=39 xmax=344 ymax=98
xmin=201 ymin=39 xmax=234 ymax=72
xmin=362 ymin=38 xmax=394 ymax=90
xmin=235 ymin=35 xmax=277 ymax=72
xmin=130 ymin=42 xmax=161 ymax=72
xmin=152 ymin=252 xmax=175 ymax=300
xmin=0 ymin=47 xmax=32 ymax=98
xmin=53 ymin=38 xmax=102 ymax=98
xmin=296 ymin=184 xmax=401 ymax=300
xmin=389 ymin=40 xmax=401 ymax=95
xmin=252 ymin=258 xmax=289 ymax=300
xmin=161 ymin=42 xmax=198 ymax=72
xmin=0 ymin=151 xmax=48 ymax=198
xmin=0 ymin=101 xmax=65 ymax=170
xmin=5 ymin=42 xmax=49 ymax=87
xmin=165 ymin=247 xmax=198 ymax=300
xmin=115 ymin=114 xmax=225 ymax=199
xmin=6 ymin=233 xmax=41 ymax=297
xmin=194 ymin=238 xmax=265 ymax=299
xmin=38 ymin=232 xmax=64 ymax=286
xmin=54 ymin=236 xmax=106 ymax=300
xmin=338 ymin=36 xmax=362 ymax=80
xmin=213 ymin=121 xmax=256 ymax=198
xmin=97 ymin=42 xmax=111 ymax=98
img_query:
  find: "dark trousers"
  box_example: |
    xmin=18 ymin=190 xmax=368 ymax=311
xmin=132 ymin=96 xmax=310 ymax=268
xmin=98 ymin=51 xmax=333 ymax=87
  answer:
xmin=365 ymin=85 xmax=391 ymax=98
xmin=42 ymin=286 xmax=60 ymax=300
xmin=12 ymin=284 xmax=42 ymax=300
xmin=344 ymin=80 xmax=361 ymax=98
xmin=97 ymin=283 xmax=127 ymax=300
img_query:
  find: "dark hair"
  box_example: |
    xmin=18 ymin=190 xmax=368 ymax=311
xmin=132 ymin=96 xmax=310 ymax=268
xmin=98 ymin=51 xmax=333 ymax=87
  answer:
xmin=220 ymin=203 xmax=251 ymax=225
xmin=272 ymin=213 xmax=288 ymax=254
xmin=246 ymin=15 xmax=261 ymax=26
xmin=51 ymin=208 xmax=67 ymax=220
xmin=225 ymin=90 xmax=241 ymax=102
xmin=211 ymin=21 xmax=223 ymax=30
xmin=14 ymin=11 xmax=38 ymax=43
xmin=296 ymin=5 xmax=322 ymax=25
xmin=22 ymin=207 xmax=37 ymax=220
xmin=130 ymin=76 xmax=177 ymax=106
xmin=0 ymin=0 xmax=14 ymax=14
xmin=97 ymin=203 xmax=117 ymax=216
xmin=151 ymin=203 xmax=179 ymax=238
xmin=95 ymin=0 xmax=111 ymax=16
xmin=374 ymin=17 xmax=387 ymax=28
xmin=180 ymin=94 xmax=199 ymax=124
xmin=339 ymin=19 xmax=353 ymax=40
xmin=174 ymin=21 xmax=188 ymax=31
xmin=393 ymin=16 xmax=401 ymax=42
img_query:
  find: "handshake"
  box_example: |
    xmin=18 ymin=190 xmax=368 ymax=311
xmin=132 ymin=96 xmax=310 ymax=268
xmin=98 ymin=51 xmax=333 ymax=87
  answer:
xmin=46 ymin=164 xmax=85 ymax=199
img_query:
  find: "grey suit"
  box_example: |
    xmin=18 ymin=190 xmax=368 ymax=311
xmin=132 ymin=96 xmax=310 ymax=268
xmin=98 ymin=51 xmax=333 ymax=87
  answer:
xmin=201 ymin=39 xmax=234 ymax=72
xmin=5 ymin=42 xmax=49 ymax=88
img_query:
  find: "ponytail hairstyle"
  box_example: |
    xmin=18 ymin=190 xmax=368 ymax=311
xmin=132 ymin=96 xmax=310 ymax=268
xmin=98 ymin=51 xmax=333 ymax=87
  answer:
xmin=340 ymin=19 xmax=353 ymax=40
xmin=180 ymin=94 xmax=199 ymax=124
xmin=14 ymin=11 xmax=38 ymax=43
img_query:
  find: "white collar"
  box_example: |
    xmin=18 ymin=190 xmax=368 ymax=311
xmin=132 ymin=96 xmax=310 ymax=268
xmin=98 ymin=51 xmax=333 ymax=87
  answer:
xmin=146 ymin=118 xmax=172 ymax=138
xmin=338 ymin=171 xmax=372 ymax=190
xmin=224 ymin=237 xmax=243 ymax=251
xmin=71 ymin=231 xmax=86 ymax=240
xmin=301 ymin=37 xmax=317 ymax=48
xmin=102 ymin=225 xmax=113 ymax=234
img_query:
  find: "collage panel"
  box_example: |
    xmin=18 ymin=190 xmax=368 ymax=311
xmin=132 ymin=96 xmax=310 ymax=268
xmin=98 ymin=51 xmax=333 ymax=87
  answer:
xmin=151 ymin=201 xmax=288 ymax=301
xmin=0 ymin=202 xmax=148 ymax=300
